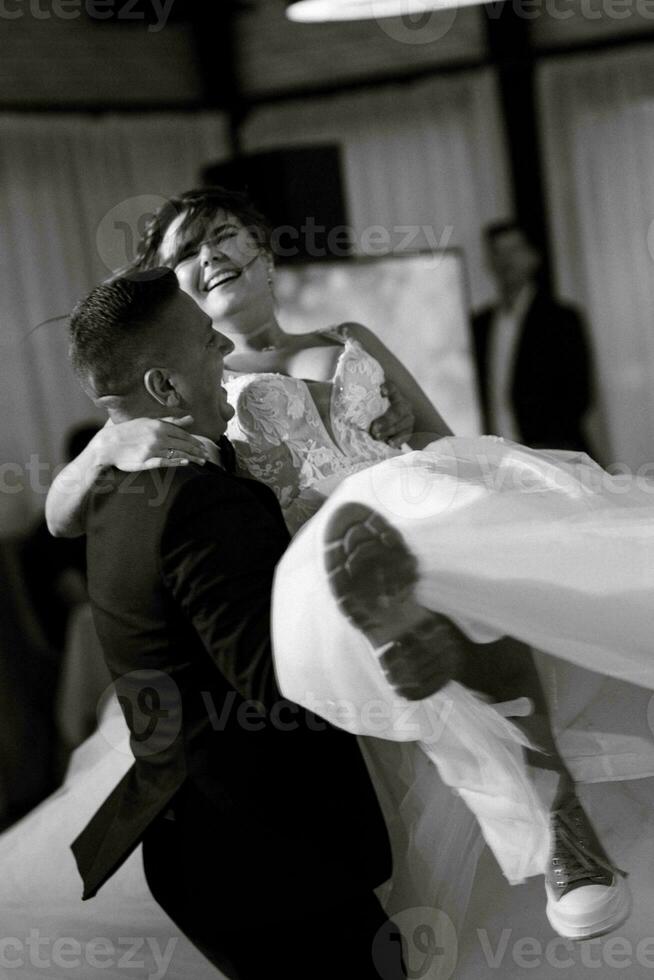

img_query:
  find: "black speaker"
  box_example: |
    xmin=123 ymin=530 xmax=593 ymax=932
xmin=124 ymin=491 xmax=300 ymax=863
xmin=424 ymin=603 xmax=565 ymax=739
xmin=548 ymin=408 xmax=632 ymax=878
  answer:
xmin=202 ymin=145 xmax=352 ymax=264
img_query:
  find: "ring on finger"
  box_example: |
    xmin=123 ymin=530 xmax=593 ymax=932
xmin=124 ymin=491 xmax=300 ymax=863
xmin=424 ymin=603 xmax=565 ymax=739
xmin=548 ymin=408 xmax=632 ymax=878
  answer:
xmin=166 ymin=448 xmax=175 ymax=460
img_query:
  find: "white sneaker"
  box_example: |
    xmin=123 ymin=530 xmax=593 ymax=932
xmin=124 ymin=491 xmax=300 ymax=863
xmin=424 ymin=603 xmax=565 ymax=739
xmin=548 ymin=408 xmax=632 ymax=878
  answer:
xmin=545 ymin=793 xmax=632 ymax=940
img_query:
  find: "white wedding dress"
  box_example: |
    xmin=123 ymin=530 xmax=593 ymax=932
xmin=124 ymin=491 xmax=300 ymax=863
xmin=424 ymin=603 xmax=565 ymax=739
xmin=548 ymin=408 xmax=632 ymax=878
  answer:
xmin=3 ymin=328 xmax=654 ymax=979
xmin=227 ymin=330 xmax=654 ymax=872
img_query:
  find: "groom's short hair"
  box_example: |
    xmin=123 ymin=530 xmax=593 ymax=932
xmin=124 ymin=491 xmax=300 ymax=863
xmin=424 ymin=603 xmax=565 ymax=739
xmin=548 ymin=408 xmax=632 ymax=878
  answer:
xmin=70 ymin=268 xmax=179 ymax=399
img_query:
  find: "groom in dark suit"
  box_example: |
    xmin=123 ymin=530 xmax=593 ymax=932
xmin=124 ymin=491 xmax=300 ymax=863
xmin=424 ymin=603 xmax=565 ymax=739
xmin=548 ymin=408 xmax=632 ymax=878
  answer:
xmin=68 ymin=270 xmax=405 ymax=980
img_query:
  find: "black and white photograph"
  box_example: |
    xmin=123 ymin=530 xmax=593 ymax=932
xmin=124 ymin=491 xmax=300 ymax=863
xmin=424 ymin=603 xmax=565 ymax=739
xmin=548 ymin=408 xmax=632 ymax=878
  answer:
xmin=2 ymin=0 xmax=654 ymax=977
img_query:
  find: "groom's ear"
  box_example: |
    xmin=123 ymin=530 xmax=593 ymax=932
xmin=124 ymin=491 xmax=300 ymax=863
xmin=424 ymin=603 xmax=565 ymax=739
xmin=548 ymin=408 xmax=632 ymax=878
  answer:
xmin=143 ymin=367 xmax=182 ymax=408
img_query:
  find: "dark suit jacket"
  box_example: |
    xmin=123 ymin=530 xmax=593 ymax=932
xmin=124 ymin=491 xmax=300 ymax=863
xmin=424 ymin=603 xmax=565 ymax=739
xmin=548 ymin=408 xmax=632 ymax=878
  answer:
xmin=72 ymin=460 xmax=391 ymax=902
xmin=472 ymin=289 xmax=593 ymax=453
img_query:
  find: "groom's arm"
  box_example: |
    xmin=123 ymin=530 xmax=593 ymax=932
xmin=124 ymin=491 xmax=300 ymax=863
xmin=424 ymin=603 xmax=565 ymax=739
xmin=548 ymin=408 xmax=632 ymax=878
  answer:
xmin=160 ymin=472 xmax=290 ymax=707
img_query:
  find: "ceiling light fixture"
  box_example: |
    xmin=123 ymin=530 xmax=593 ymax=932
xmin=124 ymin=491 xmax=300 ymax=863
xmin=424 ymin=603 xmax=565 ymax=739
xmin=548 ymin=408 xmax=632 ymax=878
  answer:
xmin=286 ymin=0 xmax=485 ymax=21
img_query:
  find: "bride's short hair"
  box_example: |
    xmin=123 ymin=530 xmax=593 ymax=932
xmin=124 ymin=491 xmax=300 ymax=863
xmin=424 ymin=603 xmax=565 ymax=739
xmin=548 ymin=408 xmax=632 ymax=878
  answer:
xmin=134 ymin=186 xmax=272 ymax=274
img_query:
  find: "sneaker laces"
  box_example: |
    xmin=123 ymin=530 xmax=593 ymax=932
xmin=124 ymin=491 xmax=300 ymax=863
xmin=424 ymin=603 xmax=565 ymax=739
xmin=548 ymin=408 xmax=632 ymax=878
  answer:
xmin=550 ymin=796 xmax=627 ymax=890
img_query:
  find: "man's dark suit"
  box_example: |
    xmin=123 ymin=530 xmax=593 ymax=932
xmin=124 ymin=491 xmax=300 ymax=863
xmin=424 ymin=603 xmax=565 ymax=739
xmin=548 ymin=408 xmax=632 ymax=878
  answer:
xmin=472 ymin=289 xmax=593 ymax=453
xmin=72 ymin=457 xmax=402 ymax=979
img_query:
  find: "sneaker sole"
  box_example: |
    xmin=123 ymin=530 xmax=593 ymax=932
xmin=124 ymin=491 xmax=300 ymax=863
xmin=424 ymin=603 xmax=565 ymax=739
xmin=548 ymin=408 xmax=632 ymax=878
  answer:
xmin=324 ymin=502 xmax=419 ymax=645
xmin=323 ymin=502 xmax=461 ymax=697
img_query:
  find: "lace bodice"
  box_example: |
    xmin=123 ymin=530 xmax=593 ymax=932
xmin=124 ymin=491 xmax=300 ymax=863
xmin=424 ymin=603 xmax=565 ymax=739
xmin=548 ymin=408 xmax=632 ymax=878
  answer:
xmin=225 ymin=330 xmax=404 ymax=532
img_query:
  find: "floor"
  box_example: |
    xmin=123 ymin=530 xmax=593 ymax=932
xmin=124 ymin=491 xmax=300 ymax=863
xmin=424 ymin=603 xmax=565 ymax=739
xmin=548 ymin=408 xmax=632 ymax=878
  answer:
xmin=2 ymin=721 xmax=652 ymax=979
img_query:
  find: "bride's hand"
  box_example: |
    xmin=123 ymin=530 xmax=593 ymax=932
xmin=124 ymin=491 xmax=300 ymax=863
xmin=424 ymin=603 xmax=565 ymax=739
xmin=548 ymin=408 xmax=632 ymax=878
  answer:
xmin=96 ymin=415 xmax=209 ymax=471
xmin=46 ymin=416 xmax=210 ymax=539
xmin=369 ymin=380 xmax=414 ymax=448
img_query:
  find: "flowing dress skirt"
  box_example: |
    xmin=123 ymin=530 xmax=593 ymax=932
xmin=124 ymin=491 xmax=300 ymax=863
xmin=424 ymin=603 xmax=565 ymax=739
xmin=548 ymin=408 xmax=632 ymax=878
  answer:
xmin=272 ymin=437 xmax=654 ymax=898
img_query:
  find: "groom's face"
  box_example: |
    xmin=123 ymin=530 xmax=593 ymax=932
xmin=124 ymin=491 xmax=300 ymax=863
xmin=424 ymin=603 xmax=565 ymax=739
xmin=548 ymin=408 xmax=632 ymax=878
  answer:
xmin=158 ymin=289 xmax=235 ymax=440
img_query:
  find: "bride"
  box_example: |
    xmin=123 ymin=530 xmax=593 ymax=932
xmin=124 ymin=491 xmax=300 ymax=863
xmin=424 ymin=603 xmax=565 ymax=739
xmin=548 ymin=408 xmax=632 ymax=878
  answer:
xmin=9 ymin=188 xmax=650 ymax=967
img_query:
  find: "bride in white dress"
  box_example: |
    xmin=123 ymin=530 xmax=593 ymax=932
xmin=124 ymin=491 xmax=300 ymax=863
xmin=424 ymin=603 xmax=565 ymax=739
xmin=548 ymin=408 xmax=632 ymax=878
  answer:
xmin=9 ymin=188 xmax=652 ymax=975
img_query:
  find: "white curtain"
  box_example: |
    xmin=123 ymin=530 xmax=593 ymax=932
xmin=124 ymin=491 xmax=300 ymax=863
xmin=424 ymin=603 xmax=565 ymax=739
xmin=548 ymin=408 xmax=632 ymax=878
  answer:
xmin=0 ymin=114 xmax=228 ymax=534
xmin=539 ymin=47 xmax=654 ymax=469
xmin=241 ymin=70 xmax=513 ymax=309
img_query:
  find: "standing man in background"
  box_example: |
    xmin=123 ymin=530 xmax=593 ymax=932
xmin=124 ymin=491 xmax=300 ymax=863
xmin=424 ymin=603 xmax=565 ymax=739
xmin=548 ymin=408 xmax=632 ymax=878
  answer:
xmin=472 ymin=221 xmax=594 ymax=454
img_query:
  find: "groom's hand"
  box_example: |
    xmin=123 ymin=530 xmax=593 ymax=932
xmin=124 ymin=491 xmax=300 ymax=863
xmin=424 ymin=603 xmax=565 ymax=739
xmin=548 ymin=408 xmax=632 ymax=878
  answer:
xmin=369 ymin=380 xmax=414 ymax=448
xmin=378 ymin=615 xmax=468 ymax=701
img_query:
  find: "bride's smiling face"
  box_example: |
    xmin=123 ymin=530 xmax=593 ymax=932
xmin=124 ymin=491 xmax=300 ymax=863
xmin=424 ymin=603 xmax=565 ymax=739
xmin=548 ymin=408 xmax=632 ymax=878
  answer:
xmin=157 ymin=208 xmax=274 ymax=336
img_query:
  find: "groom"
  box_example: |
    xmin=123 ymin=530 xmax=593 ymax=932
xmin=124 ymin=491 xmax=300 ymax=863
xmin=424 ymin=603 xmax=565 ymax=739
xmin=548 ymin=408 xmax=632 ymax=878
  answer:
xmin=68 ymin=270 xmax=412 ymax=980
